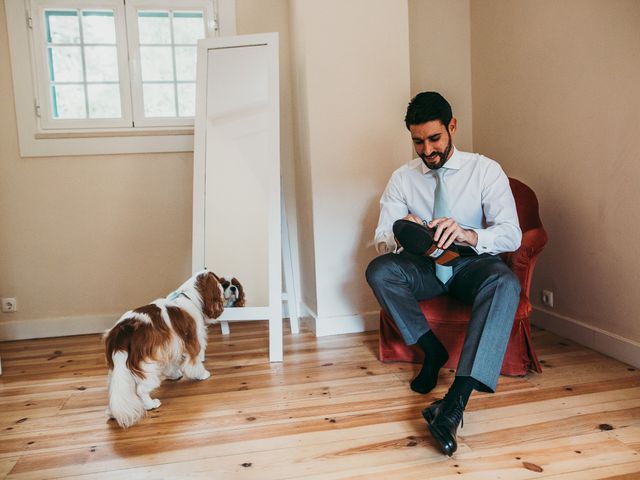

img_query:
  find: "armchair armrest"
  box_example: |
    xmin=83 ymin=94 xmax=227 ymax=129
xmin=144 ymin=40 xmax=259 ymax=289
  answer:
xmin=502 ymin=227 xmax=548 ymax=297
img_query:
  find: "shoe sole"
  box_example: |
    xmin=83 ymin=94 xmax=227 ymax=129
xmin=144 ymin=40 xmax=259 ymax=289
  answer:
xmin=393 ymin=219 xmax=433 ymax=255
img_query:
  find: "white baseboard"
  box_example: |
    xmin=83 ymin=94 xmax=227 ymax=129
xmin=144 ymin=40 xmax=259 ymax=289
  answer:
xmin=0 ymin=314 xmax=118 ymax=341
xmin=300 ymin=302 xmax=379 ymax=337
xmin=1 ymin=302 xmax=299 ymax=342
xmin=299 ymin=302 xmax=318 ymax=333
xmin=532 ymin=307 xmax=640 ymax=369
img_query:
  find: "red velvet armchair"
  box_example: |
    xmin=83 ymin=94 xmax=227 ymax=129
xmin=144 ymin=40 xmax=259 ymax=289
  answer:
xmin=378 ymin=178 xmax=547 ymax=376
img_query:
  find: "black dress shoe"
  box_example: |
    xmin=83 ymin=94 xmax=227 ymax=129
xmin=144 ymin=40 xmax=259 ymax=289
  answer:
xmin=393 ymin=219 xmax=436 ymax=256
xmin=393 ymin=219 xmax=476 ymax=260
xmin=426 ymin=396 xmax=465 ymax=456
xmin=421 ymin=399 xmax=443 ymax=423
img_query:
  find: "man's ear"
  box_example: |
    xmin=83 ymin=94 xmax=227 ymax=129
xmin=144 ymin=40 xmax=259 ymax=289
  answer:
xmin=448 ymin=117 xmax=457 ymax=135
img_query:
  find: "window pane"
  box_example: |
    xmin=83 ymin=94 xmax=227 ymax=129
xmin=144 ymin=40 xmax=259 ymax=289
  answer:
xmin=51 ymin=84 xmax=86 ymax=119
xmin=84 ymin=46 xmax=119 ymax=81
xmin=137 ymin=11 xmax=171 ymax=44
xmin=143 ymin=83 xmax=175 ymax=117
xmin=45 ymin=10 xmax=80 ymax=44
xmin=82 ymin=11 xmax=116 ymax=44
xmin=88 ymin=84 xmax=121 ymax=118
xmin=177 ymin=83 xmax=195 ymax=117
xmin=175 ymin=46 xmax=197 ymax=81
xmin=173 ymin=12 xmax=204 ymax=44
xmin=135 ymin=10 xmax=207 ymax=121
xmin=49 ymin=46 xmax=83 ymax=82
xmin=140 ymin=46 xmax=174 ymax=81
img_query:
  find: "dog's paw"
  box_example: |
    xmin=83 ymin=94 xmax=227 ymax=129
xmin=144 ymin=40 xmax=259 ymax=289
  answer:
xmin=165 ymin=371 xmax=183 ymax=381
xmin=105 ymin=407 xmax=113 ymax=418
xmin=143 ymin=398 xmax=161 ymax=410
xmin=196 ymin=369 xmax=211 ymax=380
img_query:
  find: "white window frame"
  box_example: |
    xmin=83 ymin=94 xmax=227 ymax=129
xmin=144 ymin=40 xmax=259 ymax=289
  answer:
xmin=4 ymin=0 xmax=236 ymax=157
xmin=126 ymin=0 xmax=216 ymax=128
xmin=31 ymin=0 xmax=133 ymax=130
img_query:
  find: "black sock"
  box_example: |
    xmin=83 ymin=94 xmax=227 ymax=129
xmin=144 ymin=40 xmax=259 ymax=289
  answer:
xmin=443 ymin=376 xmax=480 ymax=409
xmin=410 ymin=331 xmax=449 ymax=394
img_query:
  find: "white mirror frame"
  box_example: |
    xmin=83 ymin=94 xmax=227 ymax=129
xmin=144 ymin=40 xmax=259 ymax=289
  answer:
xmin=192 ymin=33 xmax=282 ymax=362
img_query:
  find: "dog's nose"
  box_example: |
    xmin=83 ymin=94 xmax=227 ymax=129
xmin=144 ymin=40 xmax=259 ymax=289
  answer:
xmin=230 ymin=286 xmax=237 ymax=293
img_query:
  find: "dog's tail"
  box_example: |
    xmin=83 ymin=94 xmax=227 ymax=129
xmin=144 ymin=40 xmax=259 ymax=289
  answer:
xmin=107 ymin=350 xmax=145 ymax=428
xmin=104 ymin=320 xmax=144 ymax=428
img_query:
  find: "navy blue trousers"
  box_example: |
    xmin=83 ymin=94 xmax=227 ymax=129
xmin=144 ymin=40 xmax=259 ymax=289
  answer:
xmin=366 ymin=252 xmax=520 ymax=392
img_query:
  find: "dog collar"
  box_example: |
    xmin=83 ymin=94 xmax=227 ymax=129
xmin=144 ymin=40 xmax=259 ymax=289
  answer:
xmin=167 ymin=290 xmax=193 ymax=302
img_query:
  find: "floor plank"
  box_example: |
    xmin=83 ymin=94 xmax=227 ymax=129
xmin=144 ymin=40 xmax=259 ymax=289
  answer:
xmin=0 ymin=321 xmax=639 ymax=479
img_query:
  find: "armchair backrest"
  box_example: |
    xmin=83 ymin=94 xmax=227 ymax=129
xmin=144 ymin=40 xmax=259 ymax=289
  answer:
xmin=509 ymin=178 xmax=543 ymax=233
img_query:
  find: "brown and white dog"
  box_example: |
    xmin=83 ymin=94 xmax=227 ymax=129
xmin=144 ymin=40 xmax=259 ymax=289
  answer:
xmin=220 ymin=276 xmax=246 ymax=308
xmin=104 ymin=270 xmax=243 ymax=428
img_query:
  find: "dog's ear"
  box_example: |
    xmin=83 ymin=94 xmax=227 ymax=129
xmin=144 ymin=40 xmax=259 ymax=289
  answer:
xmin=196 ymin=271 xmax=224 ymax=319
xmin=231 ymin=277 xmax=246 ymax=307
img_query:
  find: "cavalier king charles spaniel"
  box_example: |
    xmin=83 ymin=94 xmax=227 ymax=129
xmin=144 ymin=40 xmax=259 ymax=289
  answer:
xmin=220 ymin=276 xmax=246 ymax=308
xmin=104 ymin=270 xmax=244 ymax=428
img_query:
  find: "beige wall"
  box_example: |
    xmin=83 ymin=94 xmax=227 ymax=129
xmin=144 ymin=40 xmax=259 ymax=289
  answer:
xmin=471 ymin=0 xmax=640 ymax=349
xmin=0 ymin=2 xmax=194 ymax=338
xmin=0 ymin=0 xmax=296 ymax=339
xmin=1 ymin=0 xmax=411 ymax=340
xmin=408 ymin=0 xmax=473 ymax=152
xmin=6 ymin=0 xmax=636 ymax=361
xmin=289 ymin=0 xmax=411 ymax=334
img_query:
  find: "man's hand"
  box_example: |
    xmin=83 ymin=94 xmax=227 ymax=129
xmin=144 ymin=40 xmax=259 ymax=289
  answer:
xmin=403 ymin=214 xmax=423 ymax=224
xmin=428 ymin=217 xmax=478 ymax=249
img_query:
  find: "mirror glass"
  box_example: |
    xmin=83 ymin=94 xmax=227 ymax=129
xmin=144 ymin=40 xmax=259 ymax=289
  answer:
xmin=203 ymin=44 xmax=271 ymax=307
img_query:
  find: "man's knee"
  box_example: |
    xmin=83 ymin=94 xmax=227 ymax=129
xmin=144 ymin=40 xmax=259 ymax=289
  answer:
xmin=480 ymin=263 xmax=520 ymax=297
xmin=365 ymin=254 xmax=397 ymax=288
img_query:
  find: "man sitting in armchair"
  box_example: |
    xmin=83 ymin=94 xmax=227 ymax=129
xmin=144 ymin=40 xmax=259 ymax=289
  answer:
xmin=365 ymin=91 xmax=522 ymax=456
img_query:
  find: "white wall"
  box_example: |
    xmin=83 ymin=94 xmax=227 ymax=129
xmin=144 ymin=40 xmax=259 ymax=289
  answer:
xmin=289 ymin=0 xmax=412 ymax=335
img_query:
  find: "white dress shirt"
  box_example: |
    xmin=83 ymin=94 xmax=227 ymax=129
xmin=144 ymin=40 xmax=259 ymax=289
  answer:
xmin=374 ymin=147 xmax=522 ymax=255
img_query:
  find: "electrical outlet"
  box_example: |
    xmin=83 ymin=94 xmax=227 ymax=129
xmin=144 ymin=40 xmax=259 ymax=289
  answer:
xmin=1 ymin=298 xmax=17 ymax=313
xmin=541 ymin=290 xmax=554 ymax=308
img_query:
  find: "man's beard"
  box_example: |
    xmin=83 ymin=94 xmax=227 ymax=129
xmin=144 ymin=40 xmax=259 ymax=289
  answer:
xmin=421 ymin=133 xmax=453 ymax=170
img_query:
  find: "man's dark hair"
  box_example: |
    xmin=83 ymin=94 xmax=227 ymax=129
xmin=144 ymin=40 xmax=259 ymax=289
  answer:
xmin=404 ymin=91 xmax=453 ymax=129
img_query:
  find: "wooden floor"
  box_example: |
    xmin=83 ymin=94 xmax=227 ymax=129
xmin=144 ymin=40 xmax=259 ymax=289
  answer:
xmin=0 ymin=322 xmax=639 ymax=480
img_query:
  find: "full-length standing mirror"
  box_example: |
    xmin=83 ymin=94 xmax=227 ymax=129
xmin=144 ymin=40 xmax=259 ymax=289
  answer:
xmin=192 ymin=33 xmax=282 ymax=361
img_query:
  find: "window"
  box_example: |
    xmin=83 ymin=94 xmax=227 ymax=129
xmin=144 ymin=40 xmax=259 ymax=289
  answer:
xmin=32 ymin=2 xmax=132 ymax=129
xmin=132 ymin=10 xmax=202 ymax=121
xmin=5 ymin=0 xmax=236 ymax=156
xmin=33 ymin=0 xmax=214 ymax=129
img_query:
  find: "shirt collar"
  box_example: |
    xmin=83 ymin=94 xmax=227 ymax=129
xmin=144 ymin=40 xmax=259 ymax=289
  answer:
xmin=420 ymin=146 xmax=463 ymax=175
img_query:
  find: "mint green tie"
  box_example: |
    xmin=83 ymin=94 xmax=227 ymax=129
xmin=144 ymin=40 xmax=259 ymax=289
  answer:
xmin=433 ymin=168 xmax=453 ymax=284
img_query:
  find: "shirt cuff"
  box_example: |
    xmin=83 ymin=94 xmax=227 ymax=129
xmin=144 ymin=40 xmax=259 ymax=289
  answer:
xmin=472 ymin=228 xmax=493 ymax=254
xmin=375 ymin=233 xmax=398 ymax=254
